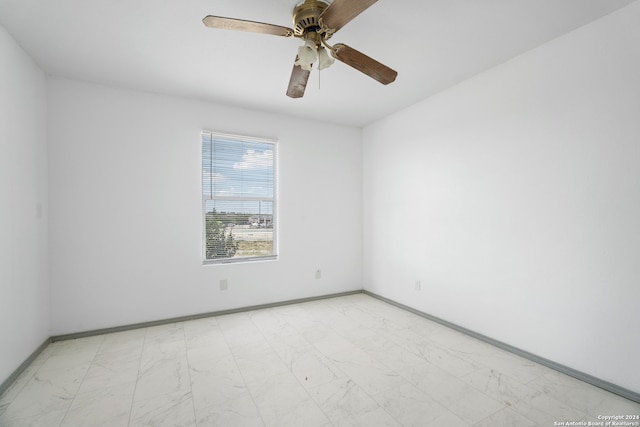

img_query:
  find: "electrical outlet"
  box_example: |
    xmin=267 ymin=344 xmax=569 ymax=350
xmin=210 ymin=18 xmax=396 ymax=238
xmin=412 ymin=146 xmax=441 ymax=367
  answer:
xmin=415 ymin=280 xmax=421 ymax=291
xmin=315 ymin=270 xmax=321 ymax=279
xmin=220 ymin=279 xmax=228 ymax=291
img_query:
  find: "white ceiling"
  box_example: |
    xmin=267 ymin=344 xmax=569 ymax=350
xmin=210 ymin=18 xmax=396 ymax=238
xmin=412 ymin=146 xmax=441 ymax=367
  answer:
xmin=0 ymin=0 xmax=636 ymax=127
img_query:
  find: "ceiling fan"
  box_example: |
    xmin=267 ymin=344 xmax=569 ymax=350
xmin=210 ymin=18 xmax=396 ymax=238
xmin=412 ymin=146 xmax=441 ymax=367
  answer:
xmin=203 ymin=0 xmax=397 ymax=98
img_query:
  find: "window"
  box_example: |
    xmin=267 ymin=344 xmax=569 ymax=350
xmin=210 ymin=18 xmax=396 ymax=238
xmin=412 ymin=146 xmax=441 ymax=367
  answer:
xmin=202 ymin=131 xmax=277 ymax=263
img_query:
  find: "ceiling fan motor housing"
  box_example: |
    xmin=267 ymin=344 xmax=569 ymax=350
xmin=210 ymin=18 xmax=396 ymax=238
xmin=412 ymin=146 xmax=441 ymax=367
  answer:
xmin=292 ymin=0 xmax=330 ymax=37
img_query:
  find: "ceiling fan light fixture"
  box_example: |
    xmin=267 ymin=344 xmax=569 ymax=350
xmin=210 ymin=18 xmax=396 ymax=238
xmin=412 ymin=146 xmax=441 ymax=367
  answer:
xmin=317 ymin=46 xmax=335 ymax=70
xmin=295 ymin=39 xmax=318 ymax=71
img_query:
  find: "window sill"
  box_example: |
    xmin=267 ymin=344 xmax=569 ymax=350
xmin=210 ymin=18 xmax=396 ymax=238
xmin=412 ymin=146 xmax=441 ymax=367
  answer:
xmin=202 ymin=255 xmax=278 ymax=266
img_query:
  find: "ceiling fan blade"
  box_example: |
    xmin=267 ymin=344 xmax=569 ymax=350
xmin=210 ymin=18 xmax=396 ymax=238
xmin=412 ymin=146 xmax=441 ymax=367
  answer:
xmin=203 ymin=16 xmax=294 ymax=37
xmin=331 ymin=43 xmax=397 ymax=85
xmin=319 ymin=0 xmax=378 ymax=34
xmin=286 ymin=57 xmax=311 ymax=98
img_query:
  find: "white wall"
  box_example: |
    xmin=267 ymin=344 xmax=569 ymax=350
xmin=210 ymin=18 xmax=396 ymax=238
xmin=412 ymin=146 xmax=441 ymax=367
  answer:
xmin=363 ymin=2 xmax=640 ymax=393
xmin=48 ymin=77 xmax=362 ymax=335
xmin=0 ymin=26 xmax=50 ymax=384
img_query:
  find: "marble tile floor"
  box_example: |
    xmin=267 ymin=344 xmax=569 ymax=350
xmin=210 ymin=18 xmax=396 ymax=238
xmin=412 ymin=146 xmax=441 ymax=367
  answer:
xmin=1 ymin=294 xmax=638 ymax=426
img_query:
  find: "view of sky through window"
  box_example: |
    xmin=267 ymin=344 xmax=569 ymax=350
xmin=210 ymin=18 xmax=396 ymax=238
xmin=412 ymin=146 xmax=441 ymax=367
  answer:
xmin=202 ymin=134 xmax=274 ymax=215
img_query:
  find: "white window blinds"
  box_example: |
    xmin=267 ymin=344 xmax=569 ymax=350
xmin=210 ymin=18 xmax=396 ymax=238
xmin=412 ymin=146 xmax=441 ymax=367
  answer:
xmin=202 ymin=131 xmax=277 ymax=263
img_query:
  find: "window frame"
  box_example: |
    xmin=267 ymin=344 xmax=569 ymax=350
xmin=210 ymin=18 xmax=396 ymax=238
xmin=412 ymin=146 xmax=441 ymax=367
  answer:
xmin=201 ymin=130 xmax=278 ymax=265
